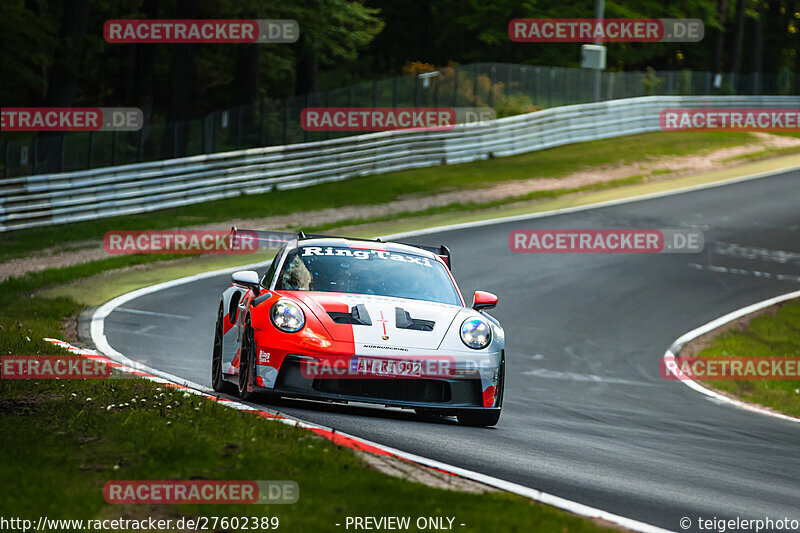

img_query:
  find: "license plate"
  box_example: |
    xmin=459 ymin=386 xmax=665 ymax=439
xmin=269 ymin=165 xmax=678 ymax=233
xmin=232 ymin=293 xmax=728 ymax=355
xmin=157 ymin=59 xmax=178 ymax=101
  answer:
xmin=354 ymin=357 xmax=422 ymax=377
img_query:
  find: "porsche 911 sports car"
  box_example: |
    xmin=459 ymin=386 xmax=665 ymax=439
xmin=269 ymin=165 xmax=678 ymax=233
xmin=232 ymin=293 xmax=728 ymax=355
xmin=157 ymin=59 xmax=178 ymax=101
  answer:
xmin=212 ymin=229 xmax=505 ymax=426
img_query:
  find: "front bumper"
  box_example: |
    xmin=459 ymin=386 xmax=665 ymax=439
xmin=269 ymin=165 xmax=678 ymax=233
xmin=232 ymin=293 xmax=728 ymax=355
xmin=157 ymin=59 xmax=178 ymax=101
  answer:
xmin=254 ymin=353 xmax=501 ymax=412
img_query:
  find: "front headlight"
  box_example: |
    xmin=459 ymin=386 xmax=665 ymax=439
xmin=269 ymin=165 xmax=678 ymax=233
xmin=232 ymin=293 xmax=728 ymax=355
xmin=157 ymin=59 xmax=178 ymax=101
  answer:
xmin=270 ymin=299 xmax=305 ymax=333
xmin=460 ymin=318 xmax=491 ymax=350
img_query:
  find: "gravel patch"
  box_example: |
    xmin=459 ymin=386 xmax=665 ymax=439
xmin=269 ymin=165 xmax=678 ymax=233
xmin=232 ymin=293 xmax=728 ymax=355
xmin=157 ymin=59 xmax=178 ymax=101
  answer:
xmin=3 ymin=134 xmax=798 ymax=283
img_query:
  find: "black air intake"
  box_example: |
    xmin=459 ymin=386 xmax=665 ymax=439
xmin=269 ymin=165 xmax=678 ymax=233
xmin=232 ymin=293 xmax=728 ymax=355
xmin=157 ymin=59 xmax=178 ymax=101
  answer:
xmin=328 ymin=304 xmax=372 ymax=326
xmin=395 ymin=307 xmax=435 ymax=331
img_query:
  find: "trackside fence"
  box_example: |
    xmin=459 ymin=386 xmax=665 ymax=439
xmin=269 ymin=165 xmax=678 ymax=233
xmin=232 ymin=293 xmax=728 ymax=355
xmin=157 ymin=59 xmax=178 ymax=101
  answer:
xmin=3 ymin=63 xmax=798 ymax=178
xmin=0 ymin=95 xmax=797 ymax=232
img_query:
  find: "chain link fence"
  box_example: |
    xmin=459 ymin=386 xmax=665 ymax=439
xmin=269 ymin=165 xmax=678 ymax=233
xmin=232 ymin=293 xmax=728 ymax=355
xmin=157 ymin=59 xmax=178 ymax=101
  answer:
xmin=2 ymin=62 xmax=798 ymax=178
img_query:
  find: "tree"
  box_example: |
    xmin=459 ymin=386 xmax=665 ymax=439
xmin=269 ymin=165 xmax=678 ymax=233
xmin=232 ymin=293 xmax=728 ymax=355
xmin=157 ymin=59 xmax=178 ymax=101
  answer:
xmin=0 ymin=0 xmax=56 ymax=105
xmin=751 ymin=0 xmax=764 ymax=91
xmin=45 ymin=0 xmax=91 ymax=107
xmin=712 ymin=0 xmax=729 ymax=75
xmin=730 ymin=0 xmax=747 ymax=75
xmin=286 ymin=0 xmax=384 ymax=94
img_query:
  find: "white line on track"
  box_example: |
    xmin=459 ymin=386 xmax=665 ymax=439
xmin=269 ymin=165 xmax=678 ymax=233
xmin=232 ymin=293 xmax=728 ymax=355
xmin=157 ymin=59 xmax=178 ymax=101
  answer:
xmin=114 ymin=307 xmax=192 ymax=319
xmin=89 ymin=163 xmax=800 ymax=533
xmin=85 ymin=322 xmax=673 ymax=533
xmin=378 ymin=165 xmax=800 ymax=240
xmin=662 ymin=289 xmax=800 ymax=424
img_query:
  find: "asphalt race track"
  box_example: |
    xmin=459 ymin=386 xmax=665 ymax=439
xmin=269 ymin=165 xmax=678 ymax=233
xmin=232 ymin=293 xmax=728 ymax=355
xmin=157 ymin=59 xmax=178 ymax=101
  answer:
xmin=99 ymin=169 xmax=800 ymax=531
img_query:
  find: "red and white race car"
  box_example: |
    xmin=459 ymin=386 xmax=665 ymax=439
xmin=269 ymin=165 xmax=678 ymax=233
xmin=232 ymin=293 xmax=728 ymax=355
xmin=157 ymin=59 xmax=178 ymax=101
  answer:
xmin=212 ymin=230 xmax=504 ymax=426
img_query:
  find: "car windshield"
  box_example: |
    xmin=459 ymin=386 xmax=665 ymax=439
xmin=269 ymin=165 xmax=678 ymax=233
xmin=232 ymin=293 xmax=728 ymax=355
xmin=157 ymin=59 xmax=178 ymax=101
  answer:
xmin=275 ymin=245 xmax=461 ymax=306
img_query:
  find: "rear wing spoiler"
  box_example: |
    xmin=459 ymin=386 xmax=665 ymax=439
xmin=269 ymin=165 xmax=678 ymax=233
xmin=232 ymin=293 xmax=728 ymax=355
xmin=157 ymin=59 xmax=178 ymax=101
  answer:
xmin=228 ymin=227 xmax=295 ymax=250
xmin=400 ymin=243 xmax=451 ymax=269
xmin=228 ymin=227 xmax=452 ymax=269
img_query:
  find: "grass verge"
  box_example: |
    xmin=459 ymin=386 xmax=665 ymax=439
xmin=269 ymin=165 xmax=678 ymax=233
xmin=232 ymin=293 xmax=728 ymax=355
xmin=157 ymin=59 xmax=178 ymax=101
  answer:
xmin=696 ymin=300 xmax=800 ymax=418
xmin=0 ymin=263 xmax=613 ymax=532
xmin=0 ymin=377 xmax=611 ymax=532
xmin=2 ymin=129 xmax=798 ymax=531
xmin=0 ymin=131 xmax=778 ymax=263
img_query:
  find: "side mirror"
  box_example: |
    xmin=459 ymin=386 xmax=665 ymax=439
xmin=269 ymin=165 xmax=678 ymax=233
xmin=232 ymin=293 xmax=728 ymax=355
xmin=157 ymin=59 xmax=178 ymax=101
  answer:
xmin=472 ymin=290 xmax=498 ymax=311
xmin=232 ymin=270 xmax=261 ymax=293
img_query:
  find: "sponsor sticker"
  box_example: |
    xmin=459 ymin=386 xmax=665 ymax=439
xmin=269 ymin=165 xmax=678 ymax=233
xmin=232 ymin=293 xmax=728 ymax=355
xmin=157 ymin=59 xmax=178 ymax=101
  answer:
xmin=301 ymin=247 xmax=434 ymax=266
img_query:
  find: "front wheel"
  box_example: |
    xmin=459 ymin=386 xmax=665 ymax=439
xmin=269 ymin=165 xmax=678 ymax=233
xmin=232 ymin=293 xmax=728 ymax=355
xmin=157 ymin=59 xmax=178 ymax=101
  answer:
xmin=211 ymin=306 xmax=236 ymax=395
xmin=237 ymin=318 xmax=257 ymax=401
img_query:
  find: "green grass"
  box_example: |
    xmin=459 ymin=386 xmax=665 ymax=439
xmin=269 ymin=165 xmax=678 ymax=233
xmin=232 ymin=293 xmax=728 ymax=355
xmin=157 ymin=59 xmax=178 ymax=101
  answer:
xmin=0 ymin=260 xmax=613 ymax=532
xmin=0 ymin=378 xmax=611 ymax=532
xmin=8 ymin=175 xmax=649 ymax=292
xmin=0 ymin=259 xmax=177 ymax=357
xmin=697 ymin=300 xmax=800 ymax=417
xmin=0 ymin=174 xmax=655 ymax=356
xmin=306 ymin=175 xmax=647 ymax=232
xmin=0 ymin=131 xmax=760 ymax=263
xmin=0 ymin=129 xmax=795 ymax=530
xmin=0 ymin=262 xmax=611 ymax=531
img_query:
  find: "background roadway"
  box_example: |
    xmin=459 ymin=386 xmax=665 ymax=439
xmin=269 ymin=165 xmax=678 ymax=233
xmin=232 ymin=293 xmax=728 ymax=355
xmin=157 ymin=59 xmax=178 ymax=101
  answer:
xmin=100 ymin=169 xmax=800 ymax=531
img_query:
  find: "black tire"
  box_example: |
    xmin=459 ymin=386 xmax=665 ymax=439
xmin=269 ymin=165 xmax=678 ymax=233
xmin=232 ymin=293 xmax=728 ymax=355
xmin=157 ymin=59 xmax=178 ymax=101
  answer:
xmin=211 ymin=306 xmax=236 ymax=395
xmin=495 ymin=351 xmax=506 ymax=408
xmin=237 ymin=317 xmax=257 ymax=401
xmin=457 ymin=409 xmax=501 ymax=427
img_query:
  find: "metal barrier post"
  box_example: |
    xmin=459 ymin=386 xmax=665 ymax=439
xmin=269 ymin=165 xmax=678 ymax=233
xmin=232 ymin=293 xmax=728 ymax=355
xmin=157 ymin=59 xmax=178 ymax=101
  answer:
xmin=259 ymin=100 xmax=266 ymax=146
xmin=282 ymin=99 xmax=288 ymax=145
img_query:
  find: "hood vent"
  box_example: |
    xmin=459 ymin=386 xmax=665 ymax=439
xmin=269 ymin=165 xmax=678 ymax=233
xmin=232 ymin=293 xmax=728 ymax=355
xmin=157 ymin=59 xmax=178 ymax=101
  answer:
xmin=395 ymin=307 xmax=435 ymax=332
xmin=328 ymin=304 xmax=372 ymax=326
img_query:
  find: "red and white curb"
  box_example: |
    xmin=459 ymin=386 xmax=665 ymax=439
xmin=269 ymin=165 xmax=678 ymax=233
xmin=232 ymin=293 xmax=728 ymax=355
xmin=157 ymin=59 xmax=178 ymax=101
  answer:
xmin=46 ymin=335 xmax=671 ymax=532
xmin=662 ymin=289 xmax=800 ymax=424
xmin=22 ymin=153 xmax=799 ymax=533
xmin=45 ymin=337 xmax=399 ymax=455
xmin=76 ymin=175 xmax=789 ymax=533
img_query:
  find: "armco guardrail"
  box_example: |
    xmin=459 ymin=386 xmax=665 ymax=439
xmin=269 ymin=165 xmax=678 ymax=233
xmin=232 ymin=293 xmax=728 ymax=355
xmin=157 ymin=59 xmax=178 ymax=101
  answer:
xmin=1 ymin=95 xmax=797 ymax=232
